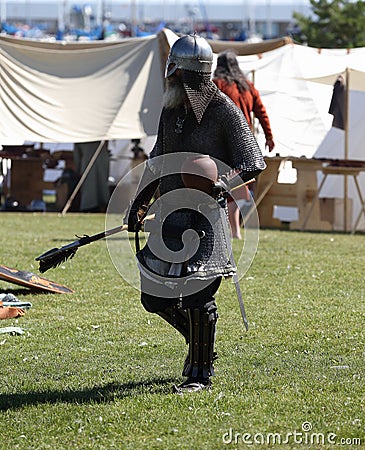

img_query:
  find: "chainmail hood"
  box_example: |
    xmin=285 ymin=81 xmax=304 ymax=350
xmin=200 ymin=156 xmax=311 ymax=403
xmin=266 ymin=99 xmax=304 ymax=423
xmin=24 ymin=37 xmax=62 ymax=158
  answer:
xmin=181 ymin=71 xmax=218 ymax=124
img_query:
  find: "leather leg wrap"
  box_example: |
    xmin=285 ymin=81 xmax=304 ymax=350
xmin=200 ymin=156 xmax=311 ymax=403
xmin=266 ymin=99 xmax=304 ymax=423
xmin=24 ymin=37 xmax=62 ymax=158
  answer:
xmin=182 ymin=308 xmax=217 ymax=379
xmin=157 ymin=305 xmax=189 ymax=344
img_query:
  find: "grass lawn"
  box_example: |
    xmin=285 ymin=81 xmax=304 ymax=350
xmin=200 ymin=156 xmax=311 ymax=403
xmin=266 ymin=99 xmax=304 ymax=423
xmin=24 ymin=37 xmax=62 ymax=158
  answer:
xmin=0 ymin=213 xmax=364 ymax=449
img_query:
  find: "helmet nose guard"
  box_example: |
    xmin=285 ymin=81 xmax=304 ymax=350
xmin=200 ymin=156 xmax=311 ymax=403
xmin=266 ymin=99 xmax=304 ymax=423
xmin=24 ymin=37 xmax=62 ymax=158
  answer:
xmin=165 ymin=34 xmax=213 ymax=78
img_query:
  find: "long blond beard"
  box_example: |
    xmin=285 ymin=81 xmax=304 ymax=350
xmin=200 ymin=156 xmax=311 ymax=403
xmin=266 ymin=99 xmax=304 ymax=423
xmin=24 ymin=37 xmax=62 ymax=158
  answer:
xmin=163 ymin=81 xmax=187 ymax=109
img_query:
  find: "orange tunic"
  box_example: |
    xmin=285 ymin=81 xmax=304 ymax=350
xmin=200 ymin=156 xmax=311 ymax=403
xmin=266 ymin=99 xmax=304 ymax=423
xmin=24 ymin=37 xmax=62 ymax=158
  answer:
xmin=213 ymin=78 xmax=273 ymax=141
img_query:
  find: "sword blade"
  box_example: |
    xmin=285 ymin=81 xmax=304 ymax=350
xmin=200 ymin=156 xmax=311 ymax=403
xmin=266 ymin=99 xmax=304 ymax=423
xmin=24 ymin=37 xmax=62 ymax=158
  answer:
xmin=233 ymin=274 xmax=249 ymax=331
xmin=219 ymin=207 xmax=249 ymax=331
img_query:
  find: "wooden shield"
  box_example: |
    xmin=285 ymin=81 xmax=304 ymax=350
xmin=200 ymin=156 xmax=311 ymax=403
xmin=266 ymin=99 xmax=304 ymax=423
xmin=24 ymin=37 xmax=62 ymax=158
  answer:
xmin=0 ymin=264 xmax=74 ymax=294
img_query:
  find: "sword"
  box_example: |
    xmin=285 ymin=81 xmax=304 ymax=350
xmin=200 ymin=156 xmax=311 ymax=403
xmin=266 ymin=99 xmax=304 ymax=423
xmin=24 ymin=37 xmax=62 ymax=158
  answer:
xmin=220 ymin=208 xmax=249 ymax=331
xmin=232 ymin=272 xmax=249 ymax=331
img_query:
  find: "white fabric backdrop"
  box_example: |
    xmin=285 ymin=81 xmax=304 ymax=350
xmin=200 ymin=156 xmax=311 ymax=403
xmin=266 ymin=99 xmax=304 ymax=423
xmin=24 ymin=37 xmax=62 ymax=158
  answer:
xmin=0 ymin=35 xmax=164 ymax=143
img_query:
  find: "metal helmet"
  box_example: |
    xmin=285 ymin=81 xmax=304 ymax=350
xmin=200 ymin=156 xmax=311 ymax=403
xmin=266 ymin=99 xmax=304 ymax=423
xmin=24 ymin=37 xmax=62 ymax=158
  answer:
xmin=165 ymin=34 xmax=213 ymax=78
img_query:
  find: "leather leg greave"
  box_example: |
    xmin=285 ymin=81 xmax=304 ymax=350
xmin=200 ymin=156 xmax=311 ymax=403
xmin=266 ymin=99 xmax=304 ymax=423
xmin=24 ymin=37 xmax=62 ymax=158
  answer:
xmin=182 ymin=308 xmax=217 ymax=379
xmin=157 ymin=305 xmax=189 ymax=344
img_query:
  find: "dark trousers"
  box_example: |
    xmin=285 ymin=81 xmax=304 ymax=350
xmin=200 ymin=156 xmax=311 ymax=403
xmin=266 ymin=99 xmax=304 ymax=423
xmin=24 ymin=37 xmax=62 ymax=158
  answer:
xmin=141 ymin=275 xmax=221 ymax=379
xmin=140 ymin=276 xmax=222 ymax=314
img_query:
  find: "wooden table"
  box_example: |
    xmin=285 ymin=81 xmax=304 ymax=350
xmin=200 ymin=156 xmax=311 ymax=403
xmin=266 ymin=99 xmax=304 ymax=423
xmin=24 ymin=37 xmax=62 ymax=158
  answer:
xmin=254 ymin=156 xmax=332 ymax=231
xmin=253 ymin=157 xmax=365 ymax=232
xmin=300 ymin=164 xmax=365 ymax=233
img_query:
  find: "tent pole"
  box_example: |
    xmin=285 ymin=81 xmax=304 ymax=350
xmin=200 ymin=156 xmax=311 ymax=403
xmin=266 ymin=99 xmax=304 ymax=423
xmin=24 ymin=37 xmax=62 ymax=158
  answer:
xmin=344 ymin=67 xmax=350 ymax=231
xmin=61 ymin=140 xmax=106 ymax=216
xmin=251 ymin=69 xmax=256 ymax=135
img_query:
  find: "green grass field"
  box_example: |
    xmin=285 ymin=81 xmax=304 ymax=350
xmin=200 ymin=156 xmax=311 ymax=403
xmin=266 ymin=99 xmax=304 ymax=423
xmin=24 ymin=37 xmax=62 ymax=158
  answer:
xmin=0 ymin=213 xmax=364 ymax=449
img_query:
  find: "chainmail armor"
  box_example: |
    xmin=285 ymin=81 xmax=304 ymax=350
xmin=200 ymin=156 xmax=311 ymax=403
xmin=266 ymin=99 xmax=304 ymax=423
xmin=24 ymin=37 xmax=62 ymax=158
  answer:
xmin=139 ymin=86 xmax=265 ymax=281
xmin=182 ymin=71 xmax=218 ymax=124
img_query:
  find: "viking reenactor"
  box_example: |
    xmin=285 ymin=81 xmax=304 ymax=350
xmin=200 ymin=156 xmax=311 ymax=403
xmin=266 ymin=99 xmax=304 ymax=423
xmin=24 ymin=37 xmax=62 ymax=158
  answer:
xmin=125 ymin=34 xmax=265 ymax=393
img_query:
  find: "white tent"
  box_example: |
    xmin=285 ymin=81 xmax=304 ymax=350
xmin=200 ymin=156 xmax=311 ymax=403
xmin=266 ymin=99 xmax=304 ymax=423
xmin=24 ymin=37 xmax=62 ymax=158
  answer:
xmin=236 ymin=46 xmax=365 ymax=159
xmin=3 ymin=31 xmax=364 ymax=155
xmin=0 ymin=35 xmax=164 ymax=143
xmin=163 ymin=29 xmax=365 ymax=230
xmin=163 ymin=29 xmax=365 ymax=160
xmin=309 ymin=68 xmax=365 ymax=231
xmin=233 ymin=43 xmax=365 ymax=230
xmin=311 ymin=68 xmax=365 ymax=161
xmin=1 ymin=30 xmax=365 ymax=228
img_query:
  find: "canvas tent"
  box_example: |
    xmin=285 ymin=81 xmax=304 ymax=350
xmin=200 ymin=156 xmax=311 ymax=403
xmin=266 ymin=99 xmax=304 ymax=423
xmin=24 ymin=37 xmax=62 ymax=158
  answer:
xmin=163 ymin=29 xmax=365 ymax=230
xmin=0 ymin=35 xmax=165 ymax=144
xmin=222 ymin=41 xmax=365 ymax=160
xmin=0 ymin=31 xmax=293 ymax=145
xmin=0 ymin=29 xmax=297 ymax=213
xmin=246 ymin=47 xmax=365 ymax=230
xmin=162 ymin=29 xmax=365 ymax=160
xmin=2 ymin=29 xmax=365 ymax=152
xmin=1 ymin=29 xmax=365 ymax=228
xmin=309 ymin=68 xmax=365 ymax=231
xmin=311 ymin=68 xmax=365 ymax=162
